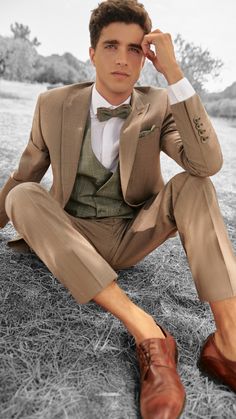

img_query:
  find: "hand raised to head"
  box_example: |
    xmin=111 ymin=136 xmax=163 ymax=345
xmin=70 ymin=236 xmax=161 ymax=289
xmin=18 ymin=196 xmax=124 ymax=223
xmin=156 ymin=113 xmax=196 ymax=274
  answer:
xmin=141 ymin=29 xmax=184 ymax=84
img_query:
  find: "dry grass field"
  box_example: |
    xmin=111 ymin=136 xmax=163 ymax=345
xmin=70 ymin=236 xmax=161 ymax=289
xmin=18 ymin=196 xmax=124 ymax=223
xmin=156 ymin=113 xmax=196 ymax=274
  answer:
xmin=0 ymin=79 xmax=236 ymax=419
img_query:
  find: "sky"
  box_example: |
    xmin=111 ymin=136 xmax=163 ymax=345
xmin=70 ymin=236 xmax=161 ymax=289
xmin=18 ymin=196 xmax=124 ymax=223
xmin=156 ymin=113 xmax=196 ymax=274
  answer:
xmin=0 ymin=0 xmax=235 ymax=92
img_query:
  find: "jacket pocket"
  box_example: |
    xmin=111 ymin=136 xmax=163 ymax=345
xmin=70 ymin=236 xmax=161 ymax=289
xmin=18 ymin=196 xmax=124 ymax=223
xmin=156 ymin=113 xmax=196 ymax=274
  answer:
xmin=138 ymin=124 xmax=158 ymax=138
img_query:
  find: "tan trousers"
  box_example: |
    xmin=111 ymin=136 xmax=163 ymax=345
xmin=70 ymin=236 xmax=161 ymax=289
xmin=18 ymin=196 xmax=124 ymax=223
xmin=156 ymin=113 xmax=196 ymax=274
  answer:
xmin=5 ymin=172 xmax=236 ymax=304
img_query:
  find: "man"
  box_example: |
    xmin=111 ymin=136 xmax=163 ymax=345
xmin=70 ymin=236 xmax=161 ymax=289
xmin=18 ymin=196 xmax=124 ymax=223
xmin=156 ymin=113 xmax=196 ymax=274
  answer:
xmin=0 ymin=1 xmax=236 ymax=418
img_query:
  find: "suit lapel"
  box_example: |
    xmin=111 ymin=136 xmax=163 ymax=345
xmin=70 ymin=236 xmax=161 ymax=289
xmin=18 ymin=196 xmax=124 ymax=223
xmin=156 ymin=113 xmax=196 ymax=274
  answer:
xmin=61 ymin=83 xmax=93 ymax=205
xmin=119 ymin=88 xmax=150 ymax=199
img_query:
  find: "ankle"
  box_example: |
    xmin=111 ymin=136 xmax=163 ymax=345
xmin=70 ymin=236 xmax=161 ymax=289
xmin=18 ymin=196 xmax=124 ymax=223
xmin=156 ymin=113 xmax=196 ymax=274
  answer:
xmin=215 ymin=326 xmax=236 ymax=346
xmin=122 ymin=306 xmax=165 ymax=344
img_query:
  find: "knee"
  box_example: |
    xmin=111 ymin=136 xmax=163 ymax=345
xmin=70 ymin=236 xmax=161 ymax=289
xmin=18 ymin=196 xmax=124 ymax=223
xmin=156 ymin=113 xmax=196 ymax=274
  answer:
xmin=5 ymin=182 xmax=43 ymax=216
xmin=186 ymin=173 xmax=215 ymax=192
xmin=169 ymin=172 xmax=217 ymax=210
xmin=172 ymin=171 xmax=215 ymax=191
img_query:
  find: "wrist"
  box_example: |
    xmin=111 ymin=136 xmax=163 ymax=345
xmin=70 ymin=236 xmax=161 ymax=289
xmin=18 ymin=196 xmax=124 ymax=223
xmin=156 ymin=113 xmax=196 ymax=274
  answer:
xmin=163 ymin=64 xmax=184 ymax=85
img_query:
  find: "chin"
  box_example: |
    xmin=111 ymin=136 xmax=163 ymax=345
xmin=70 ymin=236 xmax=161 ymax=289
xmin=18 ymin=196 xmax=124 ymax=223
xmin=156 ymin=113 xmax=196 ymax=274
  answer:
xmin=109 ymin=83 xmax=133 ymax=93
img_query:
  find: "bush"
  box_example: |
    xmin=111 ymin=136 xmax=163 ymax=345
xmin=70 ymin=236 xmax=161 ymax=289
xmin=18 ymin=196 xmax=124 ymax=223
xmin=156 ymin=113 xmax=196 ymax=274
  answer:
xmin=33 ymin=54 xmax=91 ymax=85
xmin=205 ymin=98 xmax=236 ymax=118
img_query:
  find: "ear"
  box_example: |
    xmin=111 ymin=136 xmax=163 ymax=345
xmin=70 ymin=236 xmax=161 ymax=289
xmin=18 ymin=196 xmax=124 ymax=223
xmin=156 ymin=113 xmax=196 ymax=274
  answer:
xmin=89 ymin=47 xmax=96 ymax=66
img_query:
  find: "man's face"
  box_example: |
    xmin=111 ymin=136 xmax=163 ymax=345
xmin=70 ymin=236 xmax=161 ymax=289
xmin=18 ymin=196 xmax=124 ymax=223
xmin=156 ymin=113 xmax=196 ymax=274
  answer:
xmin=89 ymin=22 xmax=146 ymax=104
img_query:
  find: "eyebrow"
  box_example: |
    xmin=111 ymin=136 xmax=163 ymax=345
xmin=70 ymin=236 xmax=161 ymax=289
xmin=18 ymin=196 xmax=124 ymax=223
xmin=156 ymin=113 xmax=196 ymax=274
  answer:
xmin=103 ymin=40 xmax=142 ymax=50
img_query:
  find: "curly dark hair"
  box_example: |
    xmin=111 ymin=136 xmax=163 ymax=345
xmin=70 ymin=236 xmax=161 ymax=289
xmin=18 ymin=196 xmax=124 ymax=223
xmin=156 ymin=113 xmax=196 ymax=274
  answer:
xmin=89 ymin=0 xmax=152 ymax=49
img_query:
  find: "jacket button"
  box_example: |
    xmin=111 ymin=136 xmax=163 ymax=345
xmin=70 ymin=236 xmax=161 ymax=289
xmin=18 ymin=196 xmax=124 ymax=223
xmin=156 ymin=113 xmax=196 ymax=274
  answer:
xmin=198 ymin=129 xmax=206 ymax=135
xmin=201 ymin=136 xmax=209 ymax=143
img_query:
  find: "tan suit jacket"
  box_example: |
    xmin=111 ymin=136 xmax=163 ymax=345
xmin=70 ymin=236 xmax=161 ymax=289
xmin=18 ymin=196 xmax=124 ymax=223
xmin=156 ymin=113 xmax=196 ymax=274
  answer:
xmin=0 ymin=81 xmax=223 ymax=230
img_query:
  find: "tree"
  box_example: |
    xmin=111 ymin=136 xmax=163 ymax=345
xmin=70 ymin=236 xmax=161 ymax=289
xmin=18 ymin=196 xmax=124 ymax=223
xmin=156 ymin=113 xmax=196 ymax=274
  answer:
xmin=0 ymin=36 xmax=37 ymax=81
xmin=174 ymin=33 xmax=223 ymax=94
xmin=0 ymin=36 xmax=11 ymax=75
xmin=10 ymin=22 xmax=41 ymax=47
xmin=0 ymin=23 xmax=40 ymax=81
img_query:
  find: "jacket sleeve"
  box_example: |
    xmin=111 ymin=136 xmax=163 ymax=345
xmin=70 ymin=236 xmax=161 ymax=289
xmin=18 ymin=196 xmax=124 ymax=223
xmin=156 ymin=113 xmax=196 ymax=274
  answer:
xmin=0 ymin=94 xmax=50 ymax=228
xmin=160 ymin=93 xmax=223 ymax=176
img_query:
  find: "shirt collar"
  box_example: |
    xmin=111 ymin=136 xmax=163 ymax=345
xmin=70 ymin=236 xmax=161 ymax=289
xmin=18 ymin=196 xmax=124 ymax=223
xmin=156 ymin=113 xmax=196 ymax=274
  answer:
xmin=90 ymin=84 xmax=131 ymax=118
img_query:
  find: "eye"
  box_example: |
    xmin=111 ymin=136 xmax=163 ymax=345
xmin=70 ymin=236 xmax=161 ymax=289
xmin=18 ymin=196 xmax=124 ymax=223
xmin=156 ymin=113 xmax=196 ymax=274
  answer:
xmin=105 ymin=44 xmax=116 ymax=50
xmin=129 ymin=47 xmax=141 ymax=54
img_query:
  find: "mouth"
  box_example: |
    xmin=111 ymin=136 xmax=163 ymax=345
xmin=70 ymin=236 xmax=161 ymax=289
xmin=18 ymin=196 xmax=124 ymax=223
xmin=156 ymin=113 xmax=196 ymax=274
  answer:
xmin=111 ymin=71 xmax=130 ymax=78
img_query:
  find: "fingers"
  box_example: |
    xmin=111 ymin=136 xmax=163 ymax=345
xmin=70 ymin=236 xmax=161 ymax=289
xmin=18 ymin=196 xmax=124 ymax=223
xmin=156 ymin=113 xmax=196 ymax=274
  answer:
xmin=145 ymin=49 xmax=156 ymax=63
xmin=141 ymin=29 xmax=172 ymax=57
xmin=141 ymin=32 xmax=159 ymax=56
xmin=148 ymin=29 xmax=163 ymax=34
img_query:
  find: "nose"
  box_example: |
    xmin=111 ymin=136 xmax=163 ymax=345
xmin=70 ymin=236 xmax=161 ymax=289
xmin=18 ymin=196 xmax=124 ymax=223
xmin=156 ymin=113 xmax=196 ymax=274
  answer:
xmin=115 ymin=49 xmax=128 ymax=67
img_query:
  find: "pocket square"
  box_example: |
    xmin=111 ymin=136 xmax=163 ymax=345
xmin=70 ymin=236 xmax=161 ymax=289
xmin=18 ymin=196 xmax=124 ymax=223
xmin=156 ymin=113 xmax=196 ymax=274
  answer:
xmin=138 ymin=124 xmax=157 ymax=138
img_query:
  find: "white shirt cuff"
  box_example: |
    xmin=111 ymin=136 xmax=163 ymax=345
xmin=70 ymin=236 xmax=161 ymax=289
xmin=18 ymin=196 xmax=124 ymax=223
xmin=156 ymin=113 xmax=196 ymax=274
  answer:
xmin=167 ymin=77 xmax=196 ymax=105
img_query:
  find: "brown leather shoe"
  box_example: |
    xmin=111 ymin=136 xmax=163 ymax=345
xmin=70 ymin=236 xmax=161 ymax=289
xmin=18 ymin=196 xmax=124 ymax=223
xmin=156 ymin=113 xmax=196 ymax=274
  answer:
xmin=198 ymin=333 xmax=236 ymax=392
xmin=136 ymin=327 xmax=186 ymax=419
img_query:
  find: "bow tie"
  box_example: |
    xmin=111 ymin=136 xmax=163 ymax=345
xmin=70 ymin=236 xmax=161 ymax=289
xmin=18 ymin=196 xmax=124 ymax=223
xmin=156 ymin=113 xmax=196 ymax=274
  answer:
xmin=96 ymin=104 xmax=132 ymax=122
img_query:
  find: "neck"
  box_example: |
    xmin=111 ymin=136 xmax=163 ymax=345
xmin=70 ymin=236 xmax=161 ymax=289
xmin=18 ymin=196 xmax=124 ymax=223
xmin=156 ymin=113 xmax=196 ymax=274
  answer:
xmin=95 ymin=83 xmax=132 ymax=106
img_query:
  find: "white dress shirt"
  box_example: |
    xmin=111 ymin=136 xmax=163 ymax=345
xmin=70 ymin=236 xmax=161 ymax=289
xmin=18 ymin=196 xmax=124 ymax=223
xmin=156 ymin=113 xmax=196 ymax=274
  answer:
xmin=90 ymin=78 xmax=195 ymax=173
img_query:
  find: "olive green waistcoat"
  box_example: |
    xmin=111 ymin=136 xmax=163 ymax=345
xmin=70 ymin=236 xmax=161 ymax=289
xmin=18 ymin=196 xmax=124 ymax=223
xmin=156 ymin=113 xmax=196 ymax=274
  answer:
xmin=65 ymin=117 xmax=135 ymax=219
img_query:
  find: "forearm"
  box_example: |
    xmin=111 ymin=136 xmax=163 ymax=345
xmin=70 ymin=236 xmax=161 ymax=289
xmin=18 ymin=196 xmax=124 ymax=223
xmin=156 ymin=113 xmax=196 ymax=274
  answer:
xmin=161 ymin=93 xmax=223 ymax=177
